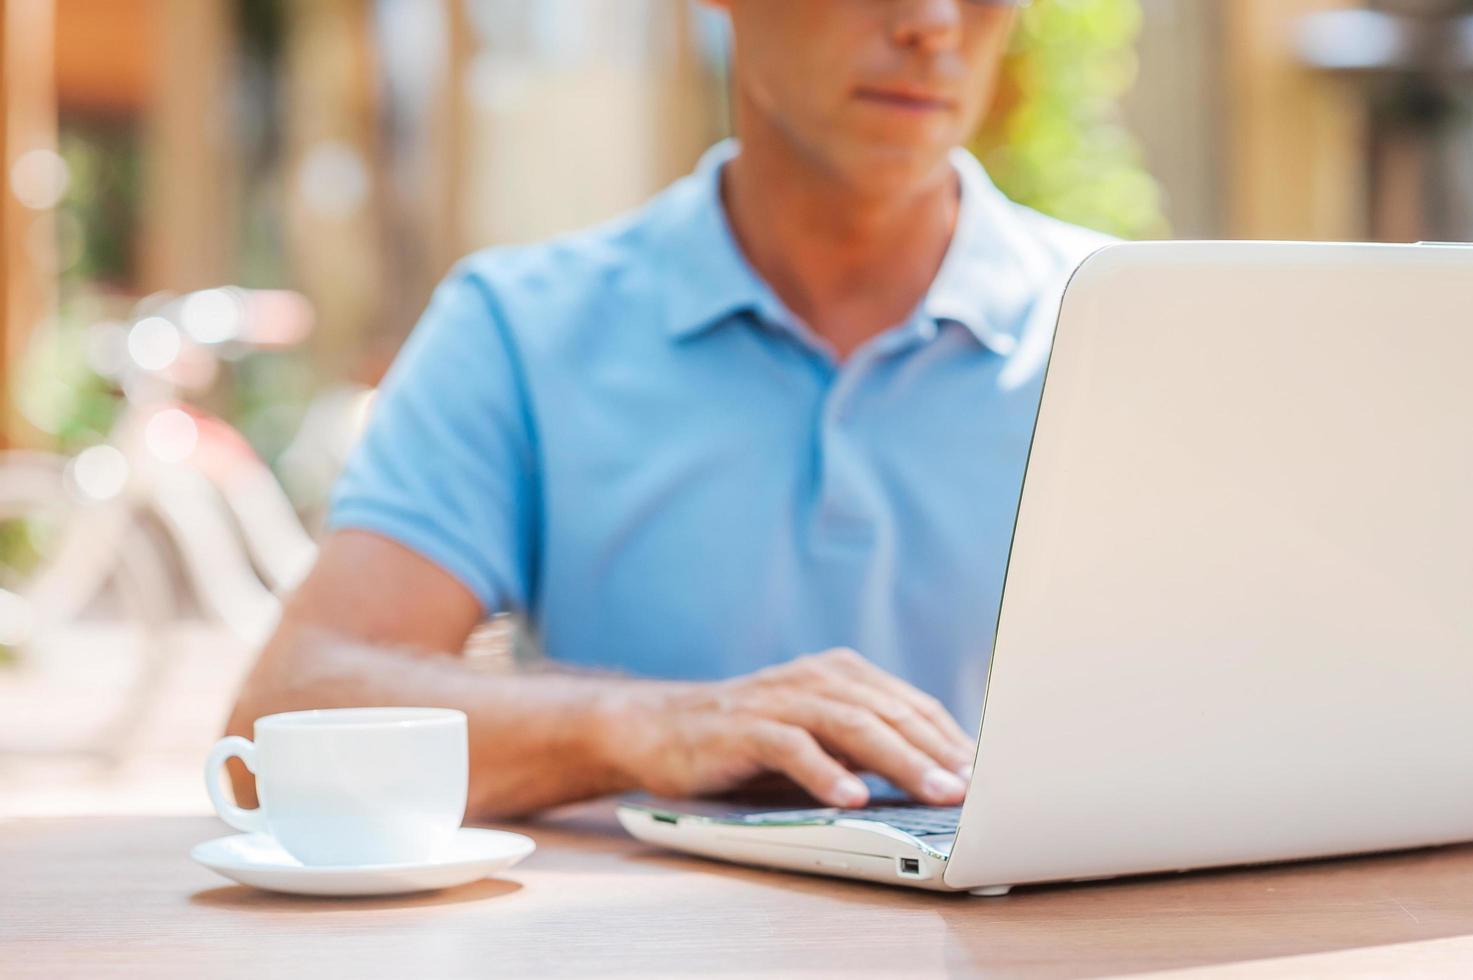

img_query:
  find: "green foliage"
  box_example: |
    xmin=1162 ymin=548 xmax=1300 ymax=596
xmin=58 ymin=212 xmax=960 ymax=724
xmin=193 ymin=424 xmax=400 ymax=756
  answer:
xmin=0 ymin=516 xmax=49 ymax=664
xmin=0 ymin=517 xmax=45 ymax=584
xmin=229 ymin=348 xmax=317 ymax=464
xmin=21 ymin=122 xmax=140 ymax=453
xmin=974 ymin=0 xmax=1167 ymax=240
xmin=57 ymin=124 xmax=141 ymax=288
xmin=14 ymin=296 xmax=124 ymax=452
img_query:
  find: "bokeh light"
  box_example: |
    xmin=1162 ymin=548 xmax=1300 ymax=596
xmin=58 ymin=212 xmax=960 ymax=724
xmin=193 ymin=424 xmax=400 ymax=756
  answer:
xmin=296 ymin=141 xmax=370 ymax=219
xmin=69 ymin=444 xmax=130 ymax=502
xmin=126 ymin=316 xmax=182 ymax=372
xmin=9 ymin=148 xmax=70 ymax=211
xmin=143 ymin=408 xmax=199 ymax=463
xmin=180 ymin=288 xmax=245 ymax=345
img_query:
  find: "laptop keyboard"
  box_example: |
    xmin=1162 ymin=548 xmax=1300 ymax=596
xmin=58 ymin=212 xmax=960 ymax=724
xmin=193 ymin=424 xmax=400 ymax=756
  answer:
xmin=734 ymin=805 xmax=963 ymax=838
xmin=848 ymin=806 xmax=963 ymax=837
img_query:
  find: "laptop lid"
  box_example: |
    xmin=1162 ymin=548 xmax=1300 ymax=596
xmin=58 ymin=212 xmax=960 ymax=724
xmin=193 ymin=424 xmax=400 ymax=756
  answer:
xmin=945 ymin=241 xmax=1473 ymax=890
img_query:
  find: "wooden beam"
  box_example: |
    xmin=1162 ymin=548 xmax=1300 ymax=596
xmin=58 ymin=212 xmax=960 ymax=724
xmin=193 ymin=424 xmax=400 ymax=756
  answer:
xmin=139 ymin=0 xmax=236 ymax=294
xmin=54 ymin=0 xmax=153 ymax=115
xmin=282 ymin=0 xmax=386 ymax=376
xmin=428 ymin=0 xmax=470 ymax=283
xmin=1222 ymin=0 xmax=1368 ymax=242
xmin=1 ymin=0 xmax=58 ymax=447
xmin=1123 ymin=0 xmax=1227 ymax=238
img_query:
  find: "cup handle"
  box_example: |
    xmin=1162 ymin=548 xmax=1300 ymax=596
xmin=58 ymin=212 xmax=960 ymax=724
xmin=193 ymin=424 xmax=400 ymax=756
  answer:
xmin=204 ymin=735 xmax=267 ymax=834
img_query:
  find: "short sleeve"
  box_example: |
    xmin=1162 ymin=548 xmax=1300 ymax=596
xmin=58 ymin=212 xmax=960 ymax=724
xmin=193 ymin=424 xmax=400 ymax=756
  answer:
xmin=326 ymin=266 xmax=537 ymax=615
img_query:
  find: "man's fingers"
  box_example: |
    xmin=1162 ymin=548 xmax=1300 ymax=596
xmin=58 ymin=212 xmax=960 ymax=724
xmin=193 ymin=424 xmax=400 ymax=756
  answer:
xmin=749 ymin=721 xmax=869 ymax=808
xmin=851 ymin=659 xmax=974 ymax=749
xmin=818 ymin=679 xmax=973 ymax=774
xmin=772 ymin=698 xmax=968 ymax=806
xmin=818 ymin=649 xmax=976 ymax=759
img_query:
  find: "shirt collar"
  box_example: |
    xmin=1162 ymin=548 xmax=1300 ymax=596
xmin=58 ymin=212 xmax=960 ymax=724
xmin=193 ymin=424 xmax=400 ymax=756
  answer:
xmin=923 ymin=148 xmax=1060 ymax=355
xmin=659 ymin=139 xmax=1050 ymax=355
xmin=659 ymin=141 xmax=791 ymax=341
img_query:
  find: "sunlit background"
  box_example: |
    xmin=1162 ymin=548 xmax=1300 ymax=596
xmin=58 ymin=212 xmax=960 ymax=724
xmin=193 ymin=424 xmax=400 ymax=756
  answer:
xmin=2 ymin=0 xmax=1470 ymax=815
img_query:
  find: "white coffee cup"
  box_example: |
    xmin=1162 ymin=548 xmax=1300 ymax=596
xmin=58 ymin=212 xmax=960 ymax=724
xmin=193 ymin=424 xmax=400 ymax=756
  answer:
xmin=205 ymin=707 xmax=468 ymax=867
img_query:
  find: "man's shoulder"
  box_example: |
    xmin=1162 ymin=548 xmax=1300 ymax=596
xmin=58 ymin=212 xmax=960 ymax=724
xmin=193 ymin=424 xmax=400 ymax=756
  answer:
xmin=448 ymin=178 xmax=692 ymax=334
xmin=457 ymin=212 xmax=651 ymax=289
xmin=1008 ymin=200 xmax=1120 ymax=273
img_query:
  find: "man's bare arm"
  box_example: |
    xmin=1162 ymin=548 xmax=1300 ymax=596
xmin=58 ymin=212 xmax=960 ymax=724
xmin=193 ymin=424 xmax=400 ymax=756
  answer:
xmin=227 ymin=530 xmax=976 ymax=819
xmin=225 ymin=530 xmax=638 ymax=816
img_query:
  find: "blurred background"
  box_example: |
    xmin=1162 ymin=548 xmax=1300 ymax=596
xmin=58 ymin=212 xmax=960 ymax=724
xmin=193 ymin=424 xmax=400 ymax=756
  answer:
xmin=2 ymin=0 xmax=1470 ymax=815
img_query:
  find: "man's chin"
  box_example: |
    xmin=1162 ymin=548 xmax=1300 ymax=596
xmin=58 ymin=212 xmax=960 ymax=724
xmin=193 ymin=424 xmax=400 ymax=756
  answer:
xmin=828 ymin=138 xmax=957 ymax=201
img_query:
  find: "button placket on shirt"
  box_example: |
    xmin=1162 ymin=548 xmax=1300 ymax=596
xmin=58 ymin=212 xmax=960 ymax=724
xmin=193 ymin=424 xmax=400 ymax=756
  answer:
xmin=813 ymin=318 xmax=939 ymax=542
xmin=815 ymin=370 xmax=872 ymax=540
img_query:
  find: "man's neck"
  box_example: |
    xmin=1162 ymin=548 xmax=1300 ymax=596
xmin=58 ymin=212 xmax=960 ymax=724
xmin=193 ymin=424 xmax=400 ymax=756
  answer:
xmin=720 ymin=127 xmax=959 ymax=361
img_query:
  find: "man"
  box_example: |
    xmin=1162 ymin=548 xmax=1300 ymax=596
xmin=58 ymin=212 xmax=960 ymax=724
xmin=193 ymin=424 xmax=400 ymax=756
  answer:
xmin=228 ymin=0 xmax=1109 ymax=818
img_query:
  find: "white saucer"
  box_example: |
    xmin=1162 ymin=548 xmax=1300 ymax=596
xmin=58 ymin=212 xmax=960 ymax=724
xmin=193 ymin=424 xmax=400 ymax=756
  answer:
xmin=191 ymin=827 xmax=536 ymax=897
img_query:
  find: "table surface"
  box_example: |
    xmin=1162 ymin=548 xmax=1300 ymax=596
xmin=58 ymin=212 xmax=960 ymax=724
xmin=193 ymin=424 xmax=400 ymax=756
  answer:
xmin=7 ymin=802 xmax=1473 ymax=978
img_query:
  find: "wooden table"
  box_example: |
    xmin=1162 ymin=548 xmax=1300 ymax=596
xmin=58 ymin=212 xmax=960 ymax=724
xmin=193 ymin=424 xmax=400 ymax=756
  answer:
xmin=7 ymin=802 xmax=1473 ymax=978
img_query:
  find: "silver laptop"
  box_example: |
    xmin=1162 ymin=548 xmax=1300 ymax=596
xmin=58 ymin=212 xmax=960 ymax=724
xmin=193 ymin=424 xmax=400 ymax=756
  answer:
xmin=617 ymin=241 xmax=1473 ymax=895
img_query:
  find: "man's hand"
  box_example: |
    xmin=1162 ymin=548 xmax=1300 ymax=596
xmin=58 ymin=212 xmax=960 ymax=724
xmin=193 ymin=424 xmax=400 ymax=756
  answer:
xmin=597 ymin=648 xmax=975 ymax=808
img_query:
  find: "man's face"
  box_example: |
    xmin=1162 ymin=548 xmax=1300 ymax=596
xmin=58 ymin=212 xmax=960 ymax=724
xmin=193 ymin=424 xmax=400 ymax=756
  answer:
xmin=716 ymin=0 xmax=1020 ymax=195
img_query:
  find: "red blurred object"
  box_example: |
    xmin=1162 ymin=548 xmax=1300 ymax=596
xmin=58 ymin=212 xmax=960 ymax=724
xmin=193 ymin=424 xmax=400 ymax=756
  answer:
xmin=240 ymin=290 xmax=316 ymax=348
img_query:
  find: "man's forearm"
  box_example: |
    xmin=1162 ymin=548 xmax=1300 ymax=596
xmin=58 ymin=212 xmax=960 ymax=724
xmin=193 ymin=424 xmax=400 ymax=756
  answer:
xmin=226 ymin=624 xmax=651 ymax=819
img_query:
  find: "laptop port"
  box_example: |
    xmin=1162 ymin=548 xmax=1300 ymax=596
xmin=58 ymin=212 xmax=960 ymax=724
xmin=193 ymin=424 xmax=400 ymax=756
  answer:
xmin=651 ymin=813 xmax=679 ymax=825
xmin=897 ymin=857 xmax=922 ymax=877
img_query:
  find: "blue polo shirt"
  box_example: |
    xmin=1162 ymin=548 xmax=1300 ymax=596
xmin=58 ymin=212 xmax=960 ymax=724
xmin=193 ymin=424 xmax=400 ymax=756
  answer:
xmin=328 ymin=140 xmax=1110 ymax=729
